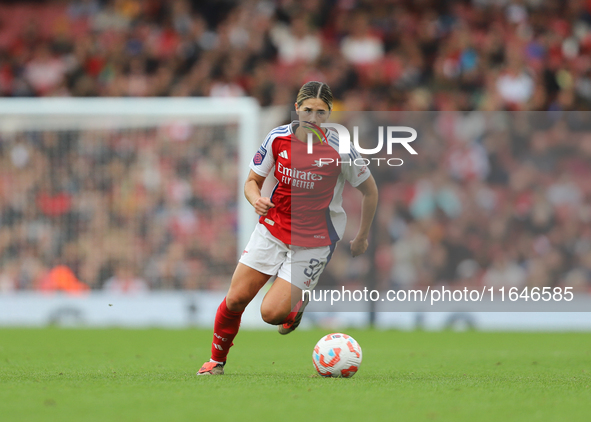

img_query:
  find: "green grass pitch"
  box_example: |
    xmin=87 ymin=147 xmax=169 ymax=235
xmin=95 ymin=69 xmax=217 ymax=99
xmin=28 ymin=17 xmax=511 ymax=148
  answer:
xmin=1 ymin=327 xmax=590 ymax=422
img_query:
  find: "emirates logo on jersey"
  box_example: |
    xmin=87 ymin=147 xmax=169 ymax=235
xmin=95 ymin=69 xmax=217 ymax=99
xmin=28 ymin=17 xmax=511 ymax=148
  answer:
xmin=277 ymin=162 xmax=323 ymax=181
xmin=277 ymin=162 xmax=323 ymax=190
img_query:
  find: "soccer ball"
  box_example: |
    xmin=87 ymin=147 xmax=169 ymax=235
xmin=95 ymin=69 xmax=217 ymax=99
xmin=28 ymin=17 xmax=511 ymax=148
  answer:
xmin=312 ymin=333 xmax=362 ymax=378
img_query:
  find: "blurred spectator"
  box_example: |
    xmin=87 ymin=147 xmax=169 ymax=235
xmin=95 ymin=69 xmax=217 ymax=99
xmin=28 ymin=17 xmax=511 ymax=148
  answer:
xmin=495 ymin=60 xmax=535 ymax=107
xmin=340 ymin=13 xmax=384 ymax=65
xmin=390 ymin=221 xmax=429 ymax=288
xmin=38 ymin=265 xmax=89 ymax=295
xmin=271 ymin=16 xmax=322 ymax=64
xmin=482 ymin=252 xmax=527 ymax=289
xmin=24 ymin=44 xmax=67 ymax=95
xmin=409 ymin=174 xmax=462 ymax=220
xmin=0 ymin=261 xmax=18 ymax=293
xmin=103 ymin=261 xmax=149 ymax=294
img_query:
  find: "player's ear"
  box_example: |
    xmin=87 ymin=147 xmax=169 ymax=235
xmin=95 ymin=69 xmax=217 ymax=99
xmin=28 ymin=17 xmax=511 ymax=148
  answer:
xmin=294 ymin=102 xmax=299 ymax=111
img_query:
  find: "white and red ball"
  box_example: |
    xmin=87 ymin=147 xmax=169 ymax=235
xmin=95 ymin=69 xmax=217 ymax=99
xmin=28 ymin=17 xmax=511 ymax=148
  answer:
xmin=312 ymin=333 xmax=362 ymax=378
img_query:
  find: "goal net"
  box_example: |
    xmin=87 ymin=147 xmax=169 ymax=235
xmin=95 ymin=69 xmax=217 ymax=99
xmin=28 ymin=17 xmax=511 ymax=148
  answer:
xmin=0 ymin=98 xmax=259 ymax=292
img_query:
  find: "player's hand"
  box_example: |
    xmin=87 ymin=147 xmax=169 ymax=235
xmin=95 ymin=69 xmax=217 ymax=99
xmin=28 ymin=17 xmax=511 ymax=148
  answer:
xmin=350 ymin=237 xmax=368 ymax=257
xmin=254 ymin=197 xmax=275 ymax=216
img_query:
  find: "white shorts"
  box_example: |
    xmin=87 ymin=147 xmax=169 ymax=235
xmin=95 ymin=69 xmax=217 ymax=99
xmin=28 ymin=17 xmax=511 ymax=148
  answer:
xmin=239 ymin=223 xmax=335 ymax=291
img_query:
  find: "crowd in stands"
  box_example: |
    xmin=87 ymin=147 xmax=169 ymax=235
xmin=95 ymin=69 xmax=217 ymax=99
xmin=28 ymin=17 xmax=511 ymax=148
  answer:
xmin=1 ymin=111 xmax=589 ymax=294
xmin=0 ymin=0 xmax=590 ymax=292
xmin=1 ymin=0 xmax=591 ymax=110
xmin=0 ymin=124 xmax=239 ymax=292
xmin=322 ymin=111 xmax=591 ymax=293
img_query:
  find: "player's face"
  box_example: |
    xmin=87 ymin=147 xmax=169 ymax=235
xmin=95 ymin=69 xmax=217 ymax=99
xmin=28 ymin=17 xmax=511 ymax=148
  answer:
xmin=295 ymin=98 xmax=330 ymax=129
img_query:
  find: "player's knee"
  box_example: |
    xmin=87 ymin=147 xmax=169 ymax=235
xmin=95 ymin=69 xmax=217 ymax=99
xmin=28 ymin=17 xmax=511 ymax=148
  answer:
xmin=225 ymin=294 xmax=249 ymax=313
xmin=260 ymin=305 xmax=286 ymax=325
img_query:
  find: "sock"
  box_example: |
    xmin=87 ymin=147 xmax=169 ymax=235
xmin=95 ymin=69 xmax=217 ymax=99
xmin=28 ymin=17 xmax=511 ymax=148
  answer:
xmin=210 ymin=297 xmax=243 ymax=363
xmin=280 ymin=298 xmax=304 ymax=325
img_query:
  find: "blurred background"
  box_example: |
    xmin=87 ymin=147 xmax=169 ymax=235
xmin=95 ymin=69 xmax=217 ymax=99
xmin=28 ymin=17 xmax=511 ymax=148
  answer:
xmin=0 ymin=0 xmax=590 ymax=329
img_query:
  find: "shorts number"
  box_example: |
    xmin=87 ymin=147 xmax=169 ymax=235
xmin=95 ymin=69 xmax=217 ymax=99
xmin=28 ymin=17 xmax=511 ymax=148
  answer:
xmin=304 ymin=259 xmax=325 ymax=281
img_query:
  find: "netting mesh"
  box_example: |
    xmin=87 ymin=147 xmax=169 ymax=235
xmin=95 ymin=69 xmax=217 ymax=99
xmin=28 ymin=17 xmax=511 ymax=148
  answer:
xmin=0 ymin=122 xmax=239 ymax=292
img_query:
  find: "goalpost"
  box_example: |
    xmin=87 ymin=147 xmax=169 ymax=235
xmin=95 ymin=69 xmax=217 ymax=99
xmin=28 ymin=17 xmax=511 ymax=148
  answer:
xmin=0 ymin=97 xmax=260 ymax=289
xmin=0 ymin=97 xmax=260 ymax=256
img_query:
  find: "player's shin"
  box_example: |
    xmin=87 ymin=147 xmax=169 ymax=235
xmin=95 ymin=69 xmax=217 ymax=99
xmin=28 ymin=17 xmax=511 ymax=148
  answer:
xmin=210 ymin=297 xmax=243 ymax=363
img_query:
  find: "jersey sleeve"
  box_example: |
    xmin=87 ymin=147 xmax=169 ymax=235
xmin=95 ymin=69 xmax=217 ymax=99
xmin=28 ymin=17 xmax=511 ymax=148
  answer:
xmin=249 ymin=129 xmax=278 ymax=177
xmin=340 ymin=143 xmax=371 ymax=187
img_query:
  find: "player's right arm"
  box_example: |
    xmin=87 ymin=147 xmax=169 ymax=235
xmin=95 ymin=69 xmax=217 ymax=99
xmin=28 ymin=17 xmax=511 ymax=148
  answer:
xmin=245 ymin=170 xmax=275 ymax=216
xmin=247 ymin=125 xmax=288 ymax=216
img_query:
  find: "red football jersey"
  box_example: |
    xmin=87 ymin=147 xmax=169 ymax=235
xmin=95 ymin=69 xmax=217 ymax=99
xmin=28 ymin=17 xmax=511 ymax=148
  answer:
xmin=250 ymin=122 xmax=370 ymax=247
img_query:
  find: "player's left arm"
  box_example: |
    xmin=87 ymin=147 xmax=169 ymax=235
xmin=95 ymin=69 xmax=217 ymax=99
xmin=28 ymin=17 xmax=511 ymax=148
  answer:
xmin=350 ymin=174 xmax=378 ymax=257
